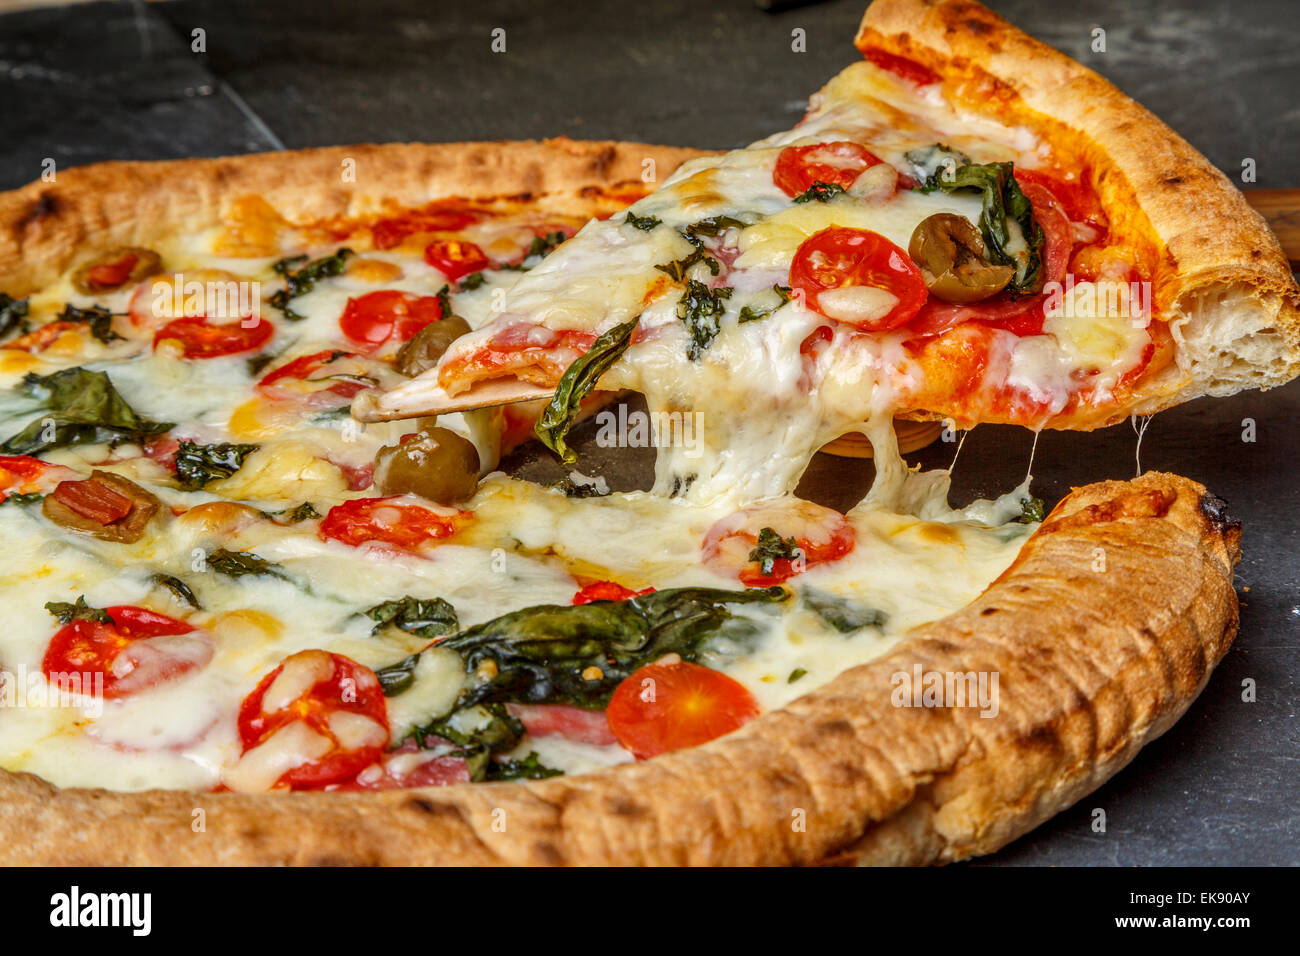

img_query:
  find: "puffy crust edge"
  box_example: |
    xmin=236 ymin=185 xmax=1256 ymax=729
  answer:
xmin=856 ymin=0 xmax=1300 ymax=419
xmin=0 ymin=472 xmax=1240 ymax=865
xmin=0 ymin=138 xmax=709 ymax=296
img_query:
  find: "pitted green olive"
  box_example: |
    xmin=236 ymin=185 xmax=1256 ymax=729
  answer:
xmin=394 ymin=314 xmax=472 ymax=377
xmin=373 ymin=426 xmax=480 ymax=504
xmin=908 ymin=213 xmax=1014 ymax=304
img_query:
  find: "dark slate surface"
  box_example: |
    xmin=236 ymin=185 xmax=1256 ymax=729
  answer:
xmin=0 ymin=0 xmax=1295 ymax=865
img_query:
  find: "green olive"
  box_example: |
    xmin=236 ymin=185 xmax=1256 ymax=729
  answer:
xmin=908 ymin=214 xmax=1014 ymax=304
xmin=71 ymin=247 xmax=162 ymax=295
xmin=394 ymin=314 xmax=472 ymax=377
xmin=373 ymin=426 xmax=480 ymax=504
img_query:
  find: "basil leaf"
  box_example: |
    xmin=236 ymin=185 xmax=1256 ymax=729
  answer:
xmin=0 ymin=293 xmax=29 ymax=342
xmin=748 ymin=527 xmax=800 ymax=578
xmin=677 ymin=279 xmax=733 ymax=361
xmin=152 ymin=573 xmax=201 ymax=610
xmin=485 ymin=751 xmax=563 ymax=781
xmin=904 ymin=144 xmax=972 ymax=189
xmin=281 ymin=502 xmax=321 ymax=523
xmin=788 ymin=668 xmax=808 ymax=684
xmin=173 ymin=440 xmax=259 ymax=490
xmin=375 ymin=653 xmax=421 ymax=696
xmin=923 ymin=157 xmax=1044 ymax=294
xmin=269 ymin=247 xmax=353 ymax=320
xmin=45 ymin=596 xmax=113 ymax=625
xmin=364 ymin=595 xmax=459 ymax=640
xmin=207 ymin=548 xmax=292 ymax=582
xmin=738 ymin=284 xmax=791 ymax=324
xmin=57 ymin=303 xmax=122 ymax=344
xmin=624 ymin=211 xmax=662 ymax=231
xmin=502 ymin=231 xmax=569 ymax=271
xmin=792 ymin=181 xmax=845 ymax=204
xmin=1018 ymin=495 xmax=1046 ymax=523
xmin=458 ymin=271 xmax=486 ymax=290
xmin=0 ymin=491 xmax=42 ymax=507
xmin=534 ymin=318 xmax=638 ymax=464
xmin=683 ymin=216 xmax=745 ymax=240
xmin=800 ymin=588 xmax=887 ymax=633
xmin=1 ymin=367 xmax=173 ymax=456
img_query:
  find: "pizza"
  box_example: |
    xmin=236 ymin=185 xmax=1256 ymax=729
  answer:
xmin=0 ymin=0 xmax=1293 ymax=866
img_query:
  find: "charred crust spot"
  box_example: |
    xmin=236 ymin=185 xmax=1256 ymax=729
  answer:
xmin=405 ymin=796 xmax=468 ymax=822
xmin=591 ymin=146 xmax=616 ymax=178
xmin=579 ymin=185 xmax=602 ymax=198
xmin=504 ymin=191 xmax=533 ymax=203
xmin=532 ymin=841 xmax=565 ymax=865
xmin=929 ymin=640 xmax=959 ymax=653
xmin=1198 ymin=493 xmax=1241 ymax=533
xmin=607 ymin=796 xmax=649 ymax=818
xmin=962 ymin=16 xmax=994 ymax=36
xmin=817 ymin=718 xmax=855 ymax=737
xmin=1017 ymin=724 xmax=1063 ymax=754
xmin=1249 ymin=248 xmax=1263 ymax=260
xmin=980 ymin=607 xmax=1000 ymax=616
xmin=18 ymin=192 xmax=59 ymax=231
xmin=1162 ymin=175 xmax=1185 ymax=186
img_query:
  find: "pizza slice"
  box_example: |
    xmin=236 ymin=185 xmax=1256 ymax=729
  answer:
xmin=361 ymin=0 xmax=1298 ymax=506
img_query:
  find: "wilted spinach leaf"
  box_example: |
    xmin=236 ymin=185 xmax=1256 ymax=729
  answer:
xmin=364 ymin=595 xmax=459 ymax=640
xmin=1 ymin=367 xmax=173 ymax=456
xmin=173 ymin=440 xmax=259 ymax=490
xmin=534 ymin=318 xmax=638 ymax=464
xmin=45 ymin=596 xmax=113 ymax=625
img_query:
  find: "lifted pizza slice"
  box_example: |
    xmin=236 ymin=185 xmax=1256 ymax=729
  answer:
xmin=363 ymin=0 xmax=1298 ymax=505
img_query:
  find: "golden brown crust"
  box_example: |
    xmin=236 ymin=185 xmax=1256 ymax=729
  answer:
xmin=0 ymin=472 xmax=1239 ymax=865
xmin=856 ymin=0 xmax=1300 ymax=419
xmin=0 ymin=138 xmax=708 ymax=297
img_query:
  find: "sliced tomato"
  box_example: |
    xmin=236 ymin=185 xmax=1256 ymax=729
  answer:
xmin=424 ymin=239 xmax=490 ymax=283
xmin=704 ymin=499 xmax=855 ymax=586
xmin=49 ymin=477 xmax=132 ymax=524
xmin=789 ymin=227 xmax=927 ymax=332
xmin=606 ymin=661 xmax=760 ymax=760
xmin=369 ymin=204 xmax=482 ymax=250
xmin=86 ymin=251 xmax=141 ymax=290
xmin=153 ymin=316 xmax=274 ymax=359
xmin=773 ymin=141 xmax=887 ymax=199
xmin=507 ymin=702 xmax=619 ymax=747
xmin=571 ymin=581 xmax=655 ymax=605
xmin=438 ymin=323 xmax=598 ymax=394
xmin=42 ymin=605 xmax=211 ymax=699
xmin=338 ymin=290 xmax=444 ymax=353
xmin=1 ymin=320 xmax=83 ymax=353
xmin=859 ymin=46 xmax=940 ymax=86
xmin=236 ymin=650 xmax=389 ymax=791
xmin=256 ymin=349 xmax=378 ymax=404
xmin=319 ymin=496 xmax=465 ymax=550
xmin=0 ymin=455 xmax=77 ymax=502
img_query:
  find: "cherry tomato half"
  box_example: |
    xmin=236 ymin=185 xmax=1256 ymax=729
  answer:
xmin=606 ymin=661 xmax=760 ymax=760
xmin=338 ymin=290 xmax=444 ymax=353
xmin=42 ymin=605 xmax=211 ymax=699
xmin=789 ymin=227 xmax=927 ymax=332
xmin=423 ymin=240 xmax=490 ymax=283
xmin=319 ymin=496 xmax=465 ymax=550
xmin=773 ymin=141 xmax=886 ymax=199
xmin=153 ymin=316 xmax=274 ymax=359
xmin=236 ymin=650 xmax=388 ymax=790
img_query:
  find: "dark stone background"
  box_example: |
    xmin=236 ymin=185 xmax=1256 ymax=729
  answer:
xmin=0 ymin=0 xmax=1295 ymax=865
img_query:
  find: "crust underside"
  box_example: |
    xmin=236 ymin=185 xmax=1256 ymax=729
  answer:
xmin=0 ymin=1 xmax=1257 ymax=865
